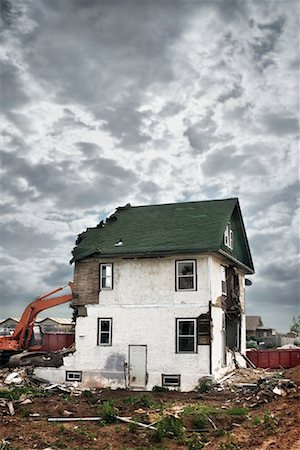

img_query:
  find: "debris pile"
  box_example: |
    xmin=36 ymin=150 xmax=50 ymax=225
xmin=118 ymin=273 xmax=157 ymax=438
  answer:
xmin=217 ymin=368 xmax=298 ymax=407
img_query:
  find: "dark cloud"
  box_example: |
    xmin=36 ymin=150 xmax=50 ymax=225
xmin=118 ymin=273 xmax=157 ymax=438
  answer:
xmin=0 ymin=149 xmax=138 ymax=209
xmin=0 ymin=59 xmax=29 ymax=112
xmin=260 ymin=113 xmax=299 ymax=135
xmin=217 ymin=82 xmax=243 ymax=103
xmin=0 ymin=221 xmax=58 ymax=260
xmin=249 ymin=15 xmax=286 ymax=70
xmin=201 ymin=145 xmax=266 ymax=176
xmin=42 ymin=261 xmax=73 ymax=286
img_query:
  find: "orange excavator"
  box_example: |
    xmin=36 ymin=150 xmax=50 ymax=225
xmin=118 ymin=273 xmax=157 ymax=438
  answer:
xmin=0 ymin=282 xmax=74 ymax=367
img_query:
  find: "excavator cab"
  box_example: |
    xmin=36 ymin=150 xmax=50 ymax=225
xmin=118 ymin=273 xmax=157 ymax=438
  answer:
xmin=28 ymin=325 xmax=44 ymax=348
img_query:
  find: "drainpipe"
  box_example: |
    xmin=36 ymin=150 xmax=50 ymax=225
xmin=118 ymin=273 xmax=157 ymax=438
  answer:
xmin=208 ymin=256 xmax=213 ymax=375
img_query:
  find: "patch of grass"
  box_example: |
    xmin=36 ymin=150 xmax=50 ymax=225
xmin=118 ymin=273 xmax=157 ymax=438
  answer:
xmin=225 ymin=406 xmax=248 ymax=417
xmin=154 ymin=416 xmax=184 ymax=442
xmin=0 ymin=387 xmax=42 ymax=401
xmin=182 ymin=404 xmax=219 ymax=416
xmin=101 ymin=400 xmax=117 ymax=424
xmin=128 ymin=421 xmax=138 ymax=433
xmin=121 ymin=394 xmax=154 ymax=408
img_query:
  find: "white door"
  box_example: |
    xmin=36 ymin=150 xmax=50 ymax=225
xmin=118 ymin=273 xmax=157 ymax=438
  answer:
xmin=129 ymin=345 xmax=147 ymax=388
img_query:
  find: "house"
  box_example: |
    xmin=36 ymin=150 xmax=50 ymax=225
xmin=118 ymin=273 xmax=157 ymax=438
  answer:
xmin=246 ymin=316 xmax=264 ymax=339
xmin=246 ymin=316 xmax=276 ymax=340
xmin=38 ymin=318 xmax=74 ymax=334
xmin=0 ymin=318 xmax=74 ymax=335
xmin=35 ymin=198 xmax=254 ymax=391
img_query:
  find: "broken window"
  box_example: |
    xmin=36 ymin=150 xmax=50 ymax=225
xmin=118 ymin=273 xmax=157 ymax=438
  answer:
xmin=221 ymin=266 xmax=227 ymax=296
xmin=100 ymin=263 xmax=113 ymax=289
xmin=197 ymin=313 xmax=211 ymax=345
xmin=224 ymin=223 xmax=234 ymax=250
xmin=98 ymin=318 xmax=112 ymax=346
xmin=176 ymin=319 xmax=197 ymax=353
xmin=176 ymin=260 xmax=196 ymax=291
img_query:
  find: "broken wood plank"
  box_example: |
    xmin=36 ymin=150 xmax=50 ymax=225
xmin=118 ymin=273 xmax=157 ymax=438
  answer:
xmin=48 ymin=417 xmax=101 ymax=422
xmin=7 ymin=401 xmax=15 ymax=416
xmin=116 ymin=416 xmax=157 ymax=430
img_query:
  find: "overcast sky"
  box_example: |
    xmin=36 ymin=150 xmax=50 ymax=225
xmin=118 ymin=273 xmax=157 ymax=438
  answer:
xmin=0 ymin=0 xmax=299 ymax=332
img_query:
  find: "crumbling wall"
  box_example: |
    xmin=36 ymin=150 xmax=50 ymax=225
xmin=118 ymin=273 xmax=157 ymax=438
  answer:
xmin=72 ymin=258 xmax=100 ymax=307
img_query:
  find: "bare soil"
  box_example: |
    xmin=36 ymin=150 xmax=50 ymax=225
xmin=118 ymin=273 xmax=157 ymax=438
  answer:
xmin=1 ymin=367 xmax=300 ymax=450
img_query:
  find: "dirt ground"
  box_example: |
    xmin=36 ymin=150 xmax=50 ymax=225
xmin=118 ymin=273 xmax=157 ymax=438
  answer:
xmin=1 ymin=367 xmax=300 ymax=450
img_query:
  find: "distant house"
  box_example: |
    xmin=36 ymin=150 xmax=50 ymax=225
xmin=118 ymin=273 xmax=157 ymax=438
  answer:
xmin=246 ymin=316 xmax=275 ymax=339
xmin=36 ymin=198 xmax=254 ymax=391
xmin=0 ymin=317 xmax=74 ymax=335
xmin=0 ymin=318 xmax=19 ymax=335
xmin=38 ymin=318 xmax=74 ymax=334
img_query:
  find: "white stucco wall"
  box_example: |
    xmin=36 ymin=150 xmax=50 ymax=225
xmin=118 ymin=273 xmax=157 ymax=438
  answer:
xmin=35 ymin=253 xmax=247 ymax=389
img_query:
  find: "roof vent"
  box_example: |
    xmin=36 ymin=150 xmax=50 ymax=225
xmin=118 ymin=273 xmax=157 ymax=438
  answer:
xmin=114 ymin=239 xmax=123 ymax=247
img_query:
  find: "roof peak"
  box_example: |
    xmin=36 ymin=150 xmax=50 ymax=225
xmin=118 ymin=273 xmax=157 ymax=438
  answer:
xmin=129 ymin=198 xmax=238 ymax=209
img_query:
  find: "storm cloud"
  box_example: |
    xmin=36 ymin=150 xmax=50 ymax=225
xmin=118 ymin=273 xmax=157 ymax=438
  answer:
xmin=0 ymin=0 xmax=299 ymax=331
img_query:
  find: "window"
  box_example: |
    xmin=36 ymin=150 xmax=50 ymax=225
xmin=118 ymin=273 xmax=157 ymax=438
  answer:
xmin=224 ymin=223 xmax=234 ymax=249
xmin=97 ymin=318 xmax=112 ymax=346
xmin=176 ymin=260 xmax=196 ymax=291
xmin=221 ymin=266 xmax=227 ymax=296
xmin=100 ymin=263 xmax=113 ymax=289
xmin=162 ymin=374 xmax=181 ymax=387
xmin=66 ymin=371 xmax=82 ymax=382
xmin=176 ymin=319 xmax=197 ymax=353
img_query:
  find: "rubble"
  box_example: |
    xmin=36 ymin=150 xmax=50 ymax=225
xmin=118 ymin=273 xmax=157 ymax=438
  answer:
xmin=217 ymin=367 xmax=298 ymax=406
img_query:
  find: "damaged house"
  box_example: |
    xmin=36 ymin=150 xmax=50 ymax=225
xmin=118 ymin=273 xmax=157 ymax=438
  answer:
xmin=36 ymin=198 xmax=254 ymax=391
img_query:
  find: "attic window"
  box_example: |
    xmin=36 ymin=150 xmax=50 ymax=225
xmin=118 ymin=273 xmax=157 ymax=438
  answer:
xmin=224 ymin=223 xmax=234 ymax=250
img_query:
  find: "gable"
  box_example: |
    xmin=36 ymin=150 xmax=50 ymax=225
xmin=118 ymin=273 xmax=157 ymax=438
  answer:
xmin=71 ymin=198 xmax=254 ymax=273
xmin=219 ymin=202 xmax=254 ymax=273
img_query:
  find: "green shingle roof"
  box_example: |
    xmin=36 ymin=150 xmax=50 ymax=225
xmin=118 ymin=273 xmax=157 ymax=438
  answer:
xmin=71 ymin=198 xmax=254 ymax=273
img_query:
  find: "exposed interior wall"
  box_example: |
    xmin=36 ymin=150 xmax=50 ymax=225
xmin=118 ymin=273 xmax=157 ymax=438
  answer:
xmin=73 ymin=258 xmax=100 ymax=306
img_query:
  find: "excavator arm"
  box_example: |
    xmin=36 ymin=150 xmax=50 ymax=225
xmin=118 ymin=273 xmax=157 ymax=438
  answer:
xmin=0 ymin=282 xmax=74 ymax=352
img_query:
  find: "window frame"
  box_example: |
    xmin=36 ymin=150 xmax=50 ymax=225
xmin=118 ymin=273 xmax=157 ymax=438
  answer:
xmin=221 ymin=265 xmax=227 ymax=296
xmin=175 ymin=259 xmax=197 ymax=291
xmin=162 ymin=374 xmax=181 ymax=387
xmin=224 ymin=223 xmax=234 ymax=250
xmin=66 ymin=371 xmax=82 ymax=382
xmin=99 ymin=263 xmax=113 ymax=290
xmin=176 ymin=318 xmax=197 ymax=353
xmin=97 ymin=318 xmax=112 ymax=346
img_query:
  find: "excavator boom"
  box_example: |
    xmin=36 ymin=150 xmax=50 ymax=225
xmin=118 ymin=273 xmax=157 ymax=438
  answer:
xmin=0 ymin=282 xmax=74 ymax=352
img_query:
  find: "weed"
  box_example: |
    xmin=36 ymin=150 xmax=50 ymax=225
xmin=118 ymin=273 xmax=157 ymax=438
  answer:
xmin=190 ymin=412 xmax=209 ymax=429
xmin=154 ymin=416 xmax=184 ymax=442
xmin=101 ymin=400 xmax=117 ymax=424
xmin=196 ymin=377 xmax=215 ymax=394
xmin=213 ymin=429 xmax=230 ymax=437
xmin=152 ymin=385 xmax=169 ymax=392
xmin=182 ymin=404 xmax=219 ymax=416
xmin=252 ymin=415 xmax=261 ymax=425
xmin=218 ymin=441 xmax=242 ymax=449
xmin=182 ymin=432 xmax=206 ymax=449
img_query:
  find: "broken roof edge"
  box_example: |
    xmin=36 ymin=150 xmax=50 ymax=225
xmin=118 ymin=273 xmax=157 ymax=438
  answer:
xmin=218 ymin=249 xmax=254 ymax=275
xmin=71 ymin=246 xmax=224 ymax=264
